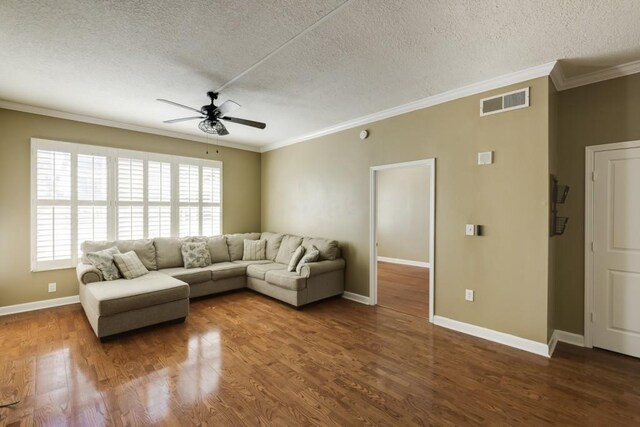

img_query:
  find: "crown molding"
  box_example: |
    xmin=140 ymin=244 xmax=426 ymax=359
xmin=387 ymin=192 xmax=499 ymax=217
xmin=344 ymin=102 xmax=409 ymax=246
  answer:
xmin=0 ymin=100 xmax=262 ymax=153
xmin=550 ymin=59 xmax=640 ymax=91
xmin=260 ymin=61 xmax=557 ymax=152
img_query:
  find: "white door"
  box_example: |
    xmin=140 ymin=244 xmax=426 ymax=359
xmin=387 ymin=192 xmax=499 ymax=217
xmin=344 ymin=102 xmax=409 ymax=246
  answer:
xmin=593 ymin=147 xmax=640 ymax=357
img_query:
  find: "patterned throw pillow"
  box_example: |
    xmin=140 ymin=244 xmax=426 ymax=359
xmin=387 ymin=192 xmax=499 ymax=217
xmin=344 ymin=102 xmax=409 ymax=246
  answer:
xmin=87 ymin=246 xmax=121 ymax=281
xmin=296 ymin=245 xmax=320 ymax=274
xmin=181 ymin=241 xmax=212 ymax=269
xmin=243 ymin=239 xmax=266 ymax=261
xmin=113 ymin=251 xmax=149 ymax=279
xmin=287 ymin=245 xmax=306 ymax=272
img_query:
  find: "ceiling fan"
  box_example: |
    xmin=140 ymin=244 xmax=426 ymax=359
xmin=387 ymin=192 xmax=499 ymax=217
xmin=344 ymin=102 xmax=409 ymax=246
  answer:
xmin=157 ymin=91 xmax=266 ymax=136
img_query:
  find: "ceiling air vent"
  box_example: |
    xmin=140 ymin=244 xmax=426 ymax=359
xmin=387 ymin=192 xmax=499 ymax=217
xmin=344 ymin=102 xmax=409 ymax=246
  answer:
xmin=480 ymin=87 xmax=529 ymax=117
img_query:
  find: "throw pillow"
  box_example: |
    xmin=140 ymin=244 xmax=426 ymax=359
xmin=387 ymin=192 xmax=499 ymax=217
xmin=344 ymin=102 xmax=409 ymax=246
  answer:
xmin=287 ymin=245 xmax=306 ymax=272
xmin=181 ymin=241 xmax=212 ymax=269
xmin=113 ymin=251 xmax=149 ymax=279
xmin=296 ymin=245 xmax=320 ymax=274
xmin=243 ymin=239 xmax=266 ymax=261
xmin=87 ymin=246 xmax=121 ymax=281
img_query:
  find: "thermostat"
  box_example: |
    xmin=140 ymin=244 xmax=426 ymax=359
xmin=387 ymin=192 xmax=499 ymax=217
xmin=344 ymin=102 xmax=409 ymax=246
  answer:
xmin=359 ymin=130 xmax=369 ymax=140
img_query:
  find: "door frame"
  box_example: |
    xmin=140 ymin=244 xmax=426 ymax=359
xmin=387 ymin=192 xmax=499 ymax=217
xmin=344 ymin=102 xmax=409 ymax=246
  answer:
xmin=369 ymin=158 xmax=436 ymax=322
xmin=585 ymin=140 xmax=640 ymax=348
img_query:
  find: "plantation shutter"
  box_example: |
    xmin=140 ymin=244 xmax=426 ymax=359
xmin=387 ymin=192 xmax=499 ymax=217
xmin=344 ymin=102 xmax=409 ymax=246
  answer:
xmin=147 ymin=160 xmax=172 ymax=237
xmin=178 ymin=164 xmax=200 ymax=237
xmin=77 ymin=154 xmax=108 ymax=252
xmin=202 ymin=165 xmax=222 ymax=236
xmin=117 ymin=157 xmax=145 ymax=240
xmin=33 ymin=149 xmax=73 ymax=270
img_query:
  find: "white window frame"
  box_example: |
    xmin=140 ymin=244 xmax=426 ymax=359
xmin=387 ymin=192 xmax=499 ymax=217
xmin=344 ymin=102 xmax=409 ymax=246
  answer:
xmin=31 ymin=138 xmax=223 ymax=272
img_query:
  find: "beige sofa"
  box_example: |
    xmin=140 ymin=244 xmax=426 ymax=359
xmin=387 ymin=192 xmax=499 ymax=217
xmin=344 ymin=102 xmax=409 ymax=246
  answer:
xmin=76 ymin=232 xmax=345 ymax=340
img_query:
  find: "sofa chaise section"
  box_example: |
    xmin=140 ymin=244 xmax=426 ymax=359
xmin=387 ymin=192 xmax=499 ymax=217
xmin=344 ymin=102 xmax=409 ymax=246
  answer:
xmin=78 ymin=270 xmax=189 ymax=339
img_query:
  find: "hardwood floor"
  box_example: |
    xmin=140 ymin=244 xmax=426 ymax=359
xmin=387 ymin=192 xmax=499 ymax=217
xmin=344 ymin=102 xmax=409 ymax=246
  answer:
xmin=377 ymin=261 xmax=429 ymax=318
xmin=1 ymin=291 xmax=640 ymax=426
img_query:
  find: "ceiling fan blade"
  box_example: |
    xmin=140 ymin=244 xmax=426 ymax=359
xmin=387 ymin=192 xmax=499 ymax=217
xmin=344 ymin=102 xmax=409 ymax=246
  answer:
xmin=214 ymin=100 xmax=241 ymax=117
xmin=163 ymin=116 xmax=205 ymax=124
xmin=216 ymin=122 xmax=229 ymax=136
xmin=157 ymin=98 xmax=203 ymax=114
xmin=221 ymin=116 xmax=266 ymax=129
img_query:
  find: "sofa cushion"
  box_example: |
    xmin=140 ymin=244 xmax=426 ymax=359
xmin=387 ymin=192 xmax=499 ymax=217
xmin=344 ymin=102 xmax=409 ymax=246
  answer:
xmin=264 ymin=270 xmax=307 ymax=291
xmin=82 ymin=240 xmax=158 ymax=271
xmin=160 ymin=266 xmax=212 ymax=285
xmin=113 ymin=251 xmax=149 ymax=279
xmin=226 ymin=233 xmax=261 ymax=261
xmin=207 ymin=236 xmax=230 ymax=263
xmin=231 ymin=260 xmax=273 ymax=267
xmin=246 ymin=262 xmax=287 ymax=280
xmin=116 ymin=239 xmax=157 ymax=270
xmin=181 ymin=241 xmax=212 ymax=268
xmin=204 ymin=262 xmax=247 ymax=280
xmin=260 ymin=232 xmax=285 ymax=261
xmin=154 ymin=237 xmax=184 ymax=269
xmin=243 ymin=239 xmax=266 ymax=261
xmin=83 ymin=271 xmax=189 ymax=316
xmin=302 ymin=237 xmax=340 ymax=261
xmin=275 ymin=235 xmax=303 ymax=265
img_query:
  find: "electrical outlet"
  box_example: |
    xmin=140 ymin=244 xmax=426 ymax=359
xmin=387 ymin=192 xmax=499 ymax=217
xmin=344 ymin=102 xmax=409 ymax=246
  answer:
xmin=466 ymin=224 xmax=476 ymax=236
xmin=48 ymin=282 xmax=56 ymax=293
xmin=465 ymin=289 xmax=474 ymax=302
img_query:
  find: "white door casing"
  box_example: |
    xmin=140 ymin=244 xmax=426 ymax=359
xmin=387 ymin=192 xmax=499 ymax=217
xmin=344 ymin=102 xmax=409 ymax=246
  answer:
xmin=591 ymin=146 xmax=640 ymax=358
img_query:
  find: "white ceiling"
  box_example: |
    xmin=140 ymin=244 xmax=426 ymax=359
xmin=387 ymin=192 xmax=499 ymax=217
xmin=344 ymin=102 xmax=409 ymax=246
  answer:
xmin=2 ymin=0 xmax=640 ymax=150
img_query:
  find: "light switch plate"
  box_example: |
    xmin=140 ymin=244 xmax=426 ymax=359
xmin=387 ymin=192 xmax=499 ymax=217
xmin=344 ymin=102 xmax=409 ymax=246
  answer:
xmin=466 ymin=224 xmax=476 ymax=236
xmin=478 ymin=151 xmax=493 ymax=165
xmin=465 ymin=289 xmax=474 ymax=302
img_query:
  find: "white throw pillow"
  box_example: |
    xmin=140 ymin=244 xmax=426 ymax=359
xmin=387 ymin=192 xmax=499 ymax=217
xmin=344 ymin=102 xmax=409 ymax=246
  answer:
xmin=243 ymin=239 xmax=266 ymax=261
xmin=87 ymin=246 xmax=121 ymax=281
xmin=287 ymin=246 xmax=306 ymax=272
xmin=181 ymin=241 xmax=212 ymax=269
xmin=113 ymin=251 xmax=149 ymax=279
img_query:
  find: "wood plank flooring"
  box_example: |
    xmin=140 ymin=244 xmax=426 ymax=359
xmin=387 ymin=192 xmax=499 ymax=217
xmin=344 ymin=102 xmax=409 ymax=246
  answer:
xmin=1 ymin=291 xmax=640 ymax=426
xmin=377 ymin=261 xmax=429 ymax=318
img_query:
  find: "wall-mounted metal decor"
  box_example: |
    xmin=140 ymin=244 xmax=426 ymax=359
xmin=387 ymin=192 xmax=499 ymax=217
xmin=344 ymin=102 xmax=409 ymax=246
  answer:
xmin=550 ymin=174 xmax=570 ymax=236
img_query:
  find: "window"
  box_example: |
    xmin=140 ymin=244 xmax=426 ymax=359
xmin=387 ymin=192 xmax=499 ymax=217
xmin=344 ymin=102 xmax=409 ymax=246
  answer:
xmin=31 ymin=138 xmax=222 ymax=271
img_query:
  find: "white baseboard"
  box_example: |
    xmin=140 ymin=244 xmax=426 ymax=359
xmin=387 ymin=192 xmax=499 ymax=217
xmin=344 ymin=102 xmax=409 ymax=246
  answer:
xmin=548 ymin=332 xmax=559 ymax=357
xmin=0 ymin=295 xmax=80 ymax=316
xmin=433 ymin=315 xmax=550 ymax=357
xmin=377 ymin=256 xmax=430 ymax=268
xmin=342 ymin=291 xmax=371 ymax=305
xmin=555 ymin=330 xmax=585 ymax=347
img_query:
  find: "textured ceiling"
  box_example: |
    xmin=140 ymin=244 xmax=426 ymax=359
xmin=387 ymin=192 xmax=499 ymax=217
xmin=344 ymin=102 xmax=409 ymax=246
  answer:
xmin=2 ymin=0 xmax=640 ymax=148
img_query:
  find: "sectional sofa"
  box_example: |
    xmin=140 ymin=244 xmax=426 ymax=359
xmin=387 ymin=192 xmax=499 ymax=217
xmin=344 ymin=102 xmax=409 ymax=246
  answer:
xmin=76 ymin=232 xmax=345 ymax=340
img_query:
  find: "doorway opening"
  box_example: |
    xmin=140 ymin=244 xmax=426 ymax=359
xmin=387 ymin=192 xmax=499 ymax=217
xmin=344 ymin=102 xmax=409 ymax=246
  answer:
xmin=370 ymin=159 xmax=435 ymax=321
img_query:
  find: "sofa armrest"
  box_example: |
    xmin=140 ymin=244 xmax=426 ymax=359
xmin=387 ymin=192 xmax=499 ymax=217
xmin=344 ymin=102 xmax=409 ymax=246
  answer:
xmin=300 ymin=259 xmax=345 ymax=278
xmin=77 ymin=263 xmax=103 ymax=285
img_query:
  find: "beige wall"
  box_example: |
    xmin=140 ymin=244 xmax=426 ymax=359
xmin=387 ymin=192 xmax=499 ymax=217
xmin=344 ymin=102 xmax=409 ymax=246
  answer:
xmin=377 ymin=166 xmax=430 ymax=263
xmin=555 ymin=73 xmax=640 ymax=334
xmin=0 ymin=109 xmax=261 ymax=308
xmin=263 ymin=77 xmax=551 ymax=343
